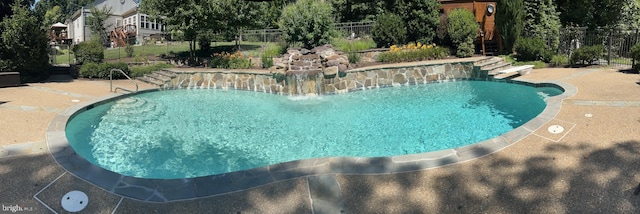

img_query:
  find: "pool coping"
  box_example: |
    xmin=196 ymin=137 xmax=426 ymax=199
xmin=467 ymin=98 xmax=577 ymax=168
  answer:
xmin=46 ymin=78 xmax=576 ymax=203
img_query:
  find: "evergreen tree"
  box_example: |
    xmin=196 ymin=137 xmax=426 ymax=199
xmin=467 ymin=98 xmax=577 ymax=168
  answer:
xmin=523 ymin=0 xmax=561 ymax=51
xmin=495 ymin=0 xmax=524 ymax=54
xmin=394 ymin=0 xmax=440 ymax=44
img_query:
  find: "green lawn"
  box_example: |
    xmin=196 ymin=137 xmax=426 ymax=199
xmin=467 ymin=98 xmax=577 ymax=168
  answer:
xmin=501 ymin=55 xmax=547 ymax=69
xmin=53 ymin=41 xmax=280 ymax=65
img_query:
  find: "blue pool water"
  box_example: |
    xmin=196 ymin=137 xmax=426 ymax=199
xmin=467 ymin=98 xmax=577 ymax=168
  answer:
xmin=66 ymin=81 xmax=562 ymax=179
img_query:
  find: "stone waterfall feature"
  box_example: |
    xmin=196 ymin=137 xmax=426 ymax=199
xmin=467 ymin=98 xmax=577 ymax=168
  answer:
xmin=273 ymin=45 xmax=352 ymax=96
xmin=162 ymin=46 xmax=478 ymax=94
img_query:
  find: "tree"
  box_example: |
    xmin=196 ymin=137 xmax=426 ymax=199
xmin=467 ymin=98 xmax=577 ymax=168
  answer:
xmin=142 ymin=0 xmax=223 ymax=64
xmin=0 ymin=3 xmax=50 ymax=82
xmin=264 ymin=0 xmax=291 ymax=28
xmin=556 ymin=0 xmax=626 ymax=28
xmin=394 ymin=0 xmax=440 ymax=44
xmin=448 ymin=8 xmax=478 ymax=58
xmin=219 ymin=0 xmax=268 ymax=49
xmin=1 ymin=0 xmax=34 ymax=22
xmin=43 ymin=5 xmax=65 ymax=30
xmin=523 ymin=0 xmax=561 ymax=51
xmin=621 ymin=0 xmax=640 ymax=29
xmin=496 ymin=0 xmax=524 ymax=54
xmin=33 ymin=0 xmax=93 ymax=23
xmin=278 ymin=0 xmax=336 ymax=49
xmin=87 ymin=5 xmax=113 ymax=46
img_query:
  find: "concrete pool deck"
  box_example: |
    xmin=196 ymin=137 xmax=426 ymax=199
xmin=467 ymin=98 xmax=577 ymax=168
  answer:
xmin=1 ymin=66 xmax=640 ymax=213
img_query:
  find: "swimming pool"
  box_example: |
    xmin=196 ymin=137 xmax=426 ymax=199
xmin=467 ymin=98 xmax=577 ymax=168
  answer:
xmin=65 ymin=81 xmax=562 ymax=179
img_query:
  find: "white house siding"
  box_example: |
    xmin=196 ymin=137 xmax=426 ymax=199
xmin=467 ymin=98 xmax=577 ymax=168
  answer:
xmin=67 ymin=0 xmax=164 ymax=45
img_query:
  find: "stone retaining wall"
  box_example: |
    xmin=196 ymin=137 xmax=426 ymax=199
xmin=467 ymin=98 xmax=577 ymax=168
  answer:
xmin=164 ymin=61 xmax=476 ymax=95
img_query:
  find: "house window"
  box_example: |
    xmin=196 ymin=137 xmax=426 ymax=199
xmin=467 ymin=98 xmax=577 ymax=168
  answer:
xmin=151 ymin=23 xmax=155 ymax=30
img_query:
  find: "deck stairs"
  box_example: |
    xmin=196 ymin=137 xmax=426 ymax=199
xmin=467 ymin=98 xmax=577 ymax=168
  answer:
xmin=473 ymin=57 xmax=534 ymax=80
xmin=136 ymin=69 xmax=177 ymax=87
xmin=110 ymin=25 xmax=137 ymax=48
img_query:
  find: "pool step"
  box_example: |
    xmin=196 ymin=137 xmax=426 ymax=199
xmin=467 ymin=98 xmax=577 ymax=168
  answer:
xmin=473 ymin=56 xmax=496 ymax=66
xmin=473 ymin=56 xmax=532 ymax=80
xmin=474 ymin=57 xmax=503 ymax=68
xmin=136 ymin=70 xmax=177 ymax=87
xmin=157 ymin=69 xmax=178 ymax=78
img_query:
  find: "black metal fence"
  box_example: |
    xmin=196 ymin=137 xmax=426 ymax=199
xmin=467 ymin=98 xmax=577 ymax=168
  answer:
xmin=242 ymin=21 xmax=375 ymax=43
xmin=556 ymin=27 xmax=639 ymax=68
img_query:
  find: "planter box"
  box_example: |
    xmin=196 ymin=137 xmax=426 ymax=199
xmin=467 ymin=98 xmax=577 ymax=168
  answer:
xmin=0 ymin=72 xmax=21 ymax=88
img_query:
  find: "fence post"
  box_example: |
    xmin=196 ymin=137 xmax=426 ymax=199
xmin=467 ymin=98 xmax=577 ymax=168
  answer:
xmin=634 ymin=29 xmax=639 ymax=68
xmin=607 ymin=31 xmax=612 ymax=65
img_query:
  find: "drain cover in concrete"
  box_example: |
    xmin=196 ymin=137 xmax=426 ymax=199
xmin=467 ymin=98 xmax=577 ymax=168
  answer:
xmin=547 ymin=125 xmax=565 ymax=134
xmin=61 ymin=190 xmax=88 ymax=212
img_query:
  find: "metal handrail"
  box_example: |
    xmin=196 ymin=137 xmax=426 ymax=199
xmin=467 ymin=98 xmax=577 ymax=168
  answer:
xmin=110 ymin=69 xmax=138 ymax=93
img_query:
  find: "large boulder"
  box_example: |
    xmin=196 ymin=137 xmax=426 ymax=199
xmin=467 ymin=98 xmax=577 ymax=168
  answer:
xmin=312 ymin=44 xmax=336 ymax=59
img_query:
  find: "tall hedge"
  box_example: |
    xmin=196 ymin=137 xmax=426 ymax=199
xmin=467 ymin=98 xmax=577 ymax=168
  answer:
xmin=448 ymin=9 xmax=478 ymax=58
xmin=371 ymin=13 xmax=407 ymax=48
xmin=278 ymin=0 xmax=335 ymax=49
xmin=0 ymin=4 xmax=50 ymax=82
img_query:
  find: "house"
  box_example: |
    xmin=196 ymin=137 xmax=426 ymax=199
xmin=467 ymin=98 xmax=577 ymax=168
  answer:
xmin=438 ymin=0 xmax=501 ymax=55
xmin=66 ymin=0 xmax=166 ymax=47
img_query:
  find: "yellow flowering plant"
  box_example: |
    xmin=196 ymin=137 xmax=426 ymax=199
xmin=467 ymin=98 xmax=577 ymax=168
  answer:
xmin=379 ymin=42 xmax=447 ymax=63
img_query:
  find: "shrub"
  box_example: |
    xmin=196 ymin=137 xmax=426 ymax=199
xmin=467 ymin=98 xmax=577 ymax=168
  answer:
xmin=79 ymin=62 xmax=130 ymax=79
xmin=348 ymin=52 xmax=360 ymax=64
xmin=130 ymin=63 xmax=174 ymax=77
xmin=377 ymin=43 xmax=447 ymax=63
xmin=125 ymin=44 xmax=134 ymax=57
xmin=630 ymin=43 xmax=640 ymax=69
xmin=79 ymin=62 xmax=100 ymax=78
xmin=447 ymin=9 xmax=477 ymax=58
xmin=261 ymin=46 xmax=282 ymax=68
xmin=278 ymin=0 xmax=336 ymax=49
xmin=371 ymin=13 xmax=407 ymax=48
xmin=515 ymin=37 xmax=547 ymax=61
xmin=261 ymin=55 xmax=274 ymax=68
xmin=570 ymin=45 xmax=604 ymax=65
xmin=210 ymin=51 xmax=252 ymax=69
xmin=331 ymin=37 xmax=376 ymax=52
xmin=73 ymin=40 xmax=104 ymax=64
xmin=550 ymin=54 xmax=569 ymax=67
